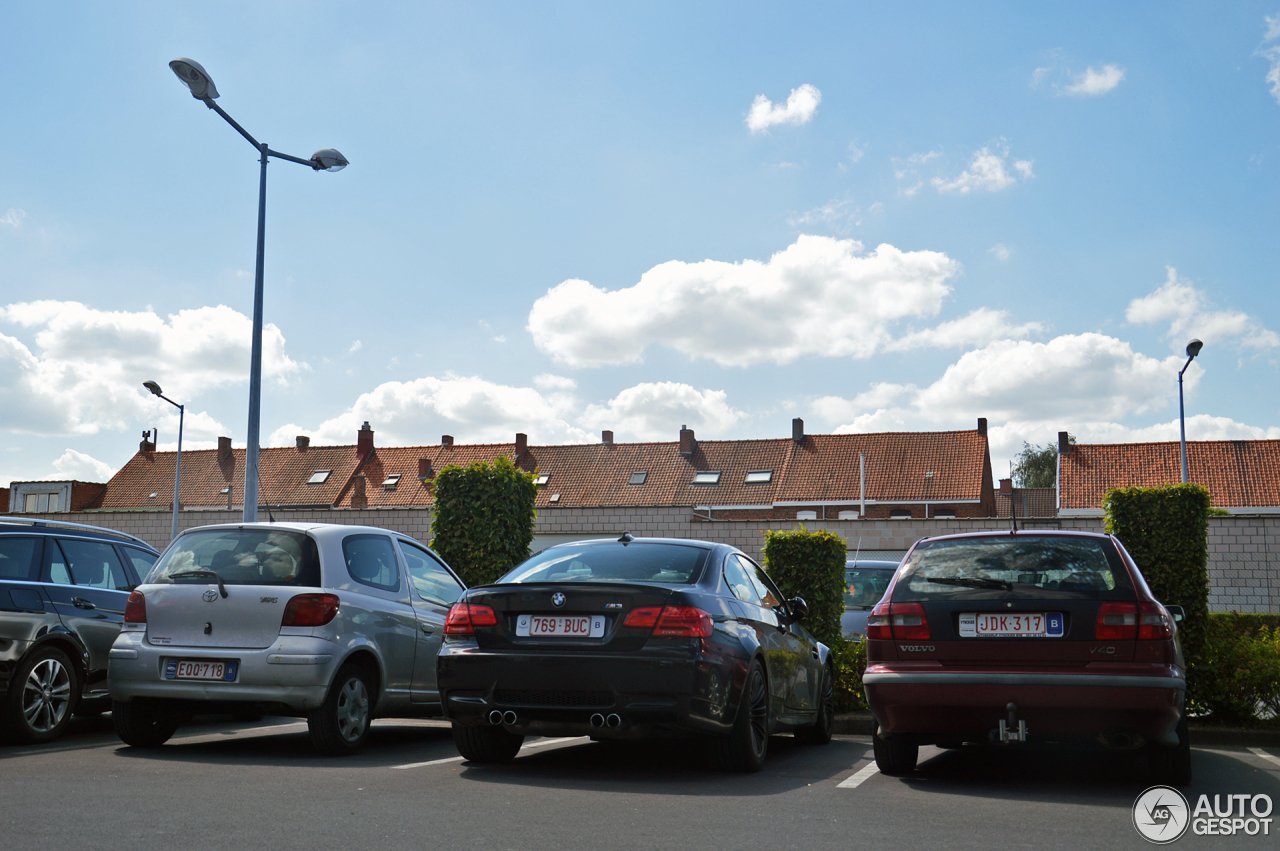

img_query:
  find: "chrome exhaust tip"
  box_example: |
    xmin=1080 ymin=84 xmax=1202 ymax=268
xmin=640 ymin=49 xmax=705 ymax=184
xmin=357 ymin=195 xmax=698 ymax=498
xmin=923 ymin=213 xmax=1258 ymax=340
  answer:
xmin=606 ymin=713 xmax=622 ymax=728
xmin=589 ymin=713 xmax=605 ymax=728
xmin=488 ymin=710 xmax=504 ymax=725
xmin=502 ymin=710 xmax=518 ymax=725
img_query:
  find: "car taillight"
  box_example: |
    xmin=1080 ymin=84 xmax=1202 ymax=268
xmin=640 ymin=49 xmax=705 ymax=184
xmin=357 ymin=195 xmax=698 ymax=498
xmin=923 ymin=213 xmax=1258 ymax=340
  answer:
xmin=624 ymin=605 xmax=713 ymax=637
xmin=623 ymin=607 xmax=662 ymax=629
xmin=866 ymin=602 xmax=891 ymax=639
xmin=890 ymin=602 xmax=930 ymax=640
xmin=442 ymin=602 xmax=498 ymax=635
xmin=281 ymin=594 xmax=341 ymax=627
xmin=1138 ymin=602 xmax=1172 ymax=640
xmin=1096 ymin=601 xmax=1138 ymax=640
xmin=124 ymin=591 xmax=146 ymax=623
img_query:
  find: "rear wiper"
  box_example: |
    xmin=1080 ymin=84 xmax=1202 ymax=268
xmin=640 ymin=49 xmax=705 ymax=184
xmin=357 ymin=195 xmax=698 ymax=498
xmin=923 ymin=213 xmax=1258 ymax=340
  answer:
xmin=169 ymin=569 xmax=228 ymax=598
xmin=927 ymin=576 xmax=1012 ymax=591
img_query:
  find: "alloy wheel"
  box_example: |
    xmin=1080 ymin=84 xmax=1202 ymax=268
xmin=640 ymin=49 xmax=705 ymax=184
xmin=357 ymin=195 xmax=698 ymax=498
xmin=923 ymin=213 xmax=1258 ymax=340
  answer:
xmin=746 ymin=666 xmax=769 ymax=756
xmin=335 ymin=677 xmax=370 ymax=742
xmin=23 ymin=658 xmax=72 ymax=733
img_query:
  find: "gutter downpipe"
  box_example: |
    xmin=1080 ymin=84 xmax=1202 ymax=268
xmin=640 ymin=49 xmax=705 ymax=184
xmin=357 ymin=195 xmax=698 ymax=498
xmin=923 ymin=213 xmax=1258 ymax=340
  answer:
xmin=859 ymin=453 xmax=866 ymax=518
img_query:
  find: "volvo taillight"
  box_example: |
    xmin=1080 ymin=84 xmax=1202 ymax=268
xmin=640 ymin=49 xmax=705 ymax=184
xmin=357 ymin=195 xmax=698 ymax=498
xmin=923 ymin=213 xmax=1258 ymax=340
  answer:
xmin=1096 ymin=601 xmax=1138 ymax=640
xmin=865 ymin=602 xmax=928 ymax=640
xmin=124 ymin=590 xmax=146 ymax=624
xmin=1138 ymin=602 xmax=1172 ymax=640
xmin=442 ymin=603 xmax=498 ymax=636
xmin=281 ymin=594 xmax=340 ymax=627
xmin=866 ymin=602 xmax=892 ymax=639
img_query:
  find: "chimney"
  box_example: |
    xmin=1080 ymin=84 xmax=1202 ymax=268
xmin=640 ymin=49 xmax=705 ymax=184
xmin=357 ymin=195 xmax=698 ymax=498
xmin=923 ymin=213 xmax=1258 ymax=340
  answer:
xmin=601 ymin=430 xmax=613 ymax=445
xmin=352 ymin=474 xmax=367 ymax=509
xmin=1058 ymin=431 xmax=1072 ymax=454
xmin=140 ymin=430 xmax=156 ymax=453
xmin=515 ymin=432 xmax=528 ymax=459
xmin=679 ymin=425 xmax=696 ymax=456
xmin=418 ymin=457 xmax=433 ymax=479
xmin=999 ymin=478 xmax=1013 ymax=496
xmin=442 ymin=435 xmax=454 ymax=447
xmin=977 ymin=417 xmax=988 ymax=437
xmin=357 ymin=421 xmax=374 ymax=460
xmin=296 ymin=435 xmax=310 ymax=451
xmin=217 ymin=436 xmax=233 ymax=462
xmin=792 ymin=417 xmax=804 ymax=445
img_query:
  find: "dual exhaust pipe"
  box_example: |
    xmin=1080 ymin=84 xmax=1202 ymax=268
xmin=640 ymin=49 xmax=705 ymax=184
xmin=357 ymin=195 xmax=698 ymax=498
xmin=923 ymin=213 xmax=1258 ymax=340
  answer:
xmin=488 ymin=710 xmax=518 ymax=725
xmin=589 ymin=713 xmax=622 ymax=729
xmin=488 ymin=709 xmax=623 ymax=728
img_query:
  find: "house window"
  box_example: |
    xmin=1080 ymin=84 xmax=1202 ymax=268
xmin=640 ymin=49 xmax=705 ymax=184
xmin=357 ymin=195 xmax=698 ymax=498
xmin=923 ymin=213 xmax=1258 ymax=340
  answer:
xmin=837 ymin=510 xmax=859 ymax=520
xmin=796 ymin=510 xmax=818 ymax=520
xmin=307 ymin=470 xmax=332 ymax=485
xmin=534 ymin=475 xmax=550 ymax=486
xmin=629 ymin=471 xmax=647 ymax=485
xmin=933 ymin=508 xmax=957 ymax=518
xmin=692 ymin=471 xmax=721 ymax=485
xmin=744 ymin=470 xmax=773 ymax=484
xmin=23 ymin=493 xmax=57 ymax=513
xmin=889 ymin=509 xmax=913 ymax=519
xmin=381 ymin=474 xmax=401 ymax=489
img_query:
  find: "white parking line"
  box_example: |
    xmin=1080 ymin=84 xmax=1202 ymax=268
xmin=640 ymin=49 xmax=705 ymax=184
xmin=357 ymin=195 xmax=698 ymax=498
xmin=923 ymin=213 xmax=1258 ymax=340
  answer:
xmin=837 ymin=761 xmax=880 ymax=788
xmin=1248 ymin=747 xmax=1280 ymax=769
xmin=391 ymin=736 xmax=587 ymax=770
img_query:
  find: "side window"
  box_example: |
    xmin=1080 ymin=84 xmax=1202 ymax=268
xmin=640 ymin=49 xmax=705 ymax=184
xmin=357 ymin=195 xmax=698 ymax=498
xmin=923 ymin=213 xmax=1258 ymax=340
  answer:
xmin=0 ymin=537 xmax=42 ymax=581
xmin=58 ymin=539 xmax=131 ymax=591
xmin=397 ymin=541 xmax=464 ymax=606
xmin=342 ymin=535 xmax=401 ymax=593
xmin=122 ymin=547 xmax=159 ymax=585
xmin=741 ymin=556 xmax=782 ymax=609
xmin=723 ymin=555 xmax=763 ymax=606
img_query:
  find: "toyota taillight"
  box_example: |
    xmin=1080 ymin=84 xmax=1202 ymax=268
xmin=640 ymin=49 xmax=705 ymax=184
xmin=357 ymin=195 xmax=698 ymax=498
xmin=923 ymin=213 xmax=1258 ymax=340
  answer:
xmin=624 ymin=605 xmax=713 ymax=637
xmin=442 ymin=602 xmax=498 ymax=636
xmin=282 ymin=594 xmax=341 ymax=627
xmin=1138 ymin=602 xmax=1172 ymax=640
xmin=1096 ymin=601 xmax=1138 ymax=640
xmin=865 ymin=602 xmax=928 ymax=640
xmin=124 ymin=591 xmax=146 ymax=623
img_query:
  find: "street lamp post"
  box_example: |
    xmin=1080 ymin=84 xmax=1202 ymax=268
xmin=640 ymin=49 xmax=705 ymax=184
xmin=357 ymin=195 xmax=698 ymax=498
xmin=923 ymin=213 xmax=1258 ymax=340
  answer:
xmin=168 ymin=58 xmax=347 ymax=522
xmin=1178 ymin=339 xmax=1203 ymax=484
xmin=143 ymin=381 xmax=184 ymax=542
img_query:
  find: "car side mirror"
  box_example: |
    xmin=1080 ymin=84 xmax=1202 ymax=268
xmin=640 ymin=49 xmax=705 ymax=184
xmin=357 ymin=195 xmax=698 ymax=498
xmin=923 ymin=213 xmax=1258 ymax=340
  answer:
xmin=1165 ymin=604 xmax=1185 ymax=623
xmin=788 ymin=597 xmax=809 ymax=622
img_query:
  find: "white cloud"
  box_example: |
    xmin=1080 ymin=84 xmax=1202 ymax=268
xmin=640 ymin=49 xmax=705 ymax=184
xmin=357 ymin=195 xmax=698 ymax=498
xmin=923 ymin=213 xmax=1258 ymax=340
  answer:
xmin=51 ymin=449 xmax=116 ymax=481
xmin=933 ymin=146 xmax=1032 ymax=194
xmin=746 ymin=84 xmax=821 ymax=134
xmin=1125 ymin=267 xmax=1280 ymax=351
xmin=527 ymin=235 xmax=962 ymax=368
xmin=885 ymin=308 xmax=1043 ymax=352
xmin=0 ymin=301 xmax=301 ymax=436
xmin=989 ymin=244 xmax=1011 ymax=261
xmin=1 ymin=208 xmax=27 ymax=228
xmin=348 ymin=340 xmax=362 ymax=353
xmin=788 ymin=198 xmax=860 ymax=230
xmin=581 ymin=382 xmax=745 ymax=441
xmin=533 ymin=374 xmax=577 ymax=391
xmin=1261 ymin=16 xmax=1280 ymax=103
xmin=1267 ymin=14 xmax=1280 ymax=40
xmin=1062 ymin=64 xmax=1126 ymax=96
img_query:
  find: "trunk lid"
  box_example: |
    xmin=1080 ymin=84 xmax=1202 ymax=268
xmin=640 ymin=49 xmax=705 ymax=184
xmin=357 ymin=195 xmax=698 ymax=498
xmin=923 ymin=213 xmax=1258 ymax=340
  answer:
xmin=143 ymin=583 xmax=291 ymax=649
xmin=465 ymin=582 xmax=676 ymax=652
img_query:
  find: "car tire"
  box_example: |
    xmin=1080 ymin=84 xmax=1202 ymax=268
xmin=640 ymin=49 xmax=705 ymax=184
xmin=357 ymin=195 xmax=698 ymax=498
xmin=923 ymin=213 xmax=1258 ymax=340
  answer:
xmin=1148 ymin=715 xmax=1192 ymax=786
xmin=873 ymin=732 xmax=919 ymax=776
xmin=112 ymin=699 xmax=181 ymax=748
xmin=794 ymin=663 xmax=834 ymax=746
xmin=451 ymin=722 xmax=525 ymax=763
xmin=1 ymin=646 xmax=78 ymax=744
xmin=308 ymin=663 xmax=374 ymax=756
xmin=712 ymin=658 xmax=770 ymax=772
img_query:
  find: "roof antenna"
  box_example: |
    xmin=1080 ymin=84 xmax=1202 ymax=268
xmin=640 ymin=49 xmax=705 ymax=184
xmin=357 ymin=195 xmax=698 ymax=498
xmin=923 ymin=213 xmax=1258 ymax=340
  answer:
xmin=850 ymin=535 xmax=862 ymax=563
xmin=618 ymin=531 xmax=634 ymax=544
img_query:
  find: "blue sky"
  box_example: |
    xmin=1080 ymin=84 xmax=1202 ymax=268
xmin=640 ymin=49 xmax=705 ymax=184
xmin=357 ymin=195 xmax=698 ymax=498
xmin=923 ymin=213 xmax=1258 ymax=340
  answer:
xmin=3 ymin=2 xmax=1279 ymax=489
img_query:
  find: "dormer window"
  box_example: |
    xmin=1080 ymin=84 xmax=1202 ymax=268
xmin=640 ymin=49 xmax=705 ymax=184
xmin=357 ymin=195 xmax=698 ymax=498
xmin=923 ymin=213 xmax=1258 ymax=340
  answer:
xmin=692 ymin=471 xmax=721 ymax=485
xmin=744 ymin=470 xmax=773 ymax=484
xmin=629 ymin=471 xmax=647 ymax=485
xmin=381 ymin=474 xmax=401 ymax=489
xmin=534 ymin=475 xmax=550 ymax=486
xmin=307 ymin=470 xmax=332 ymax=485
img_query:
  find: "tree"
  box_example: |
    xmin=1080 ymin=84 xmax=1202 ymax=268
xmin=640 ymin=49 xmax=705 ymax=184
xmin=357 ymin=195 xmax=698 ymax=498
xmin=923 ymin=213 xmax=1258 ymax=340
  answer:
xmin=1011 ymin=434 xmax=1074 ymax=488
xmin=429 ymin=455 xmax=538 ymax=587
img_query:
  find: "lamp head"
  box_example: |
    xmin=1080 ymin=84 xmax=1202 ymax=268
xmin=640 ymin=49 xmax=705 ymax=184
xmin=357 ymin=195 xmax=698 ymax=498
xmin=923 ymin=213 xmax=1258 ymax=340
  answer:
xmin=310 ymin=148 xmax=349 ymax=172
xmin=143 ymin=380 xmax=163 ymax=397
xmin=169 ymin=58 xmax=219 ymax=100
xmin=1186 ymin=339 xmax=1203 ymax=359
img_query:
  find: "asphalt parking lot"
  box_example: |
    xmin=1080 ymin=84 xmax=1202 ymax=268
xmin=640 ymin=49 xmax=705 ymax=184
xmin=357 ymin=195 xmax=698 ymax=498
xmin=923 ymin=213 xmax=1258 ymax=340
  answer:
xmin=3 ymin=715 xmax=1277 ymax=851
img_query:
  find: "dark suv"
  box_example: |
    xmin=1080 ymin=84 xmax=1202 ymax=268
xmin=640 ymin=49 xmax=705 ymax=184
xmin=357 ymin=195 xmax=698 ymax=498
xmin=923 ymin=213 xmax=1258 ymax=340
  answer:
xmin=0 ymin=517 xmax=159 ymax=744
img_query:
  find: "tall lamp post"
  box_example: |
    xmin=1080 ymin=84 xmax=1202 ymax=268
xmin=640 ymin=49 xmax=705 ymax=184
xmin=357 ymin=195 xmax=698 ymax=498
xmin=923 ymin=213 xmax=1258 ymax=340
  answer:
xmin=143 ymin=381 xmax=184 ymax=542
xmin=168 ymin=58 xmax=348 ymax=522
xmin=1178 ymin=338 xmax=1203 ymax=484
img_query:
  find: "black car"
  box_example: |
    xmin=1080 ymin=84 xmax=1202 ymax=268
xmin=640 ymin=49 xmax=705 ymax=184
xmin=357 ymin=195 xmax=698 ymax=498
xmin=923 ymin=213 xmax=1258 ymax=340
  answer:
xmin=436 ymin=536 xmax=833 ymax=772
xmin=0 ymin=517 xmax=159 ymax=743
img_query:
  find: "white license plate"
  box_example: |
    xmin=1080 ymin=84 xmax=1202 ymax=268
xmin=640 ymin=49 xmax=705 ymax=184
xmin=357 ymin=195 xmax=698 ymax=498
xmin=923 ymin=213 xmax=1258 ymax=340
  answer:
xmin=164 ymin=659 xmax=236 ymax=681
xmin=959 ymin=612 xmax=1064 ymax=637
xmin=515 ymin=614 xmax=606 ymax=638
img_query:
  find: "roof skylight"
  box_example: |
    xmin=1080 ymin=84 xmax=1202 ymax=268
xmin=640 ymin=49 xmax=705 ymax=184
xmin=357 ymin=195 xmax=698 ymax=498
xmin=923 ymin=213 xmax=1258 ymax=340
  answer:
xmin=692 ymin=471 xmax=721 ymax=485
xmin=382 ymin=474 xmax=401 ymax=489
xmin=629 ymin=471 xmax=647 ymax=485
xmin=307 ymin=470 xmax=332 ymax=485
xmin=534 ymin=475 xmax=550 ymax=486
xmin=744 ymin=470 xmax=773 ymax=484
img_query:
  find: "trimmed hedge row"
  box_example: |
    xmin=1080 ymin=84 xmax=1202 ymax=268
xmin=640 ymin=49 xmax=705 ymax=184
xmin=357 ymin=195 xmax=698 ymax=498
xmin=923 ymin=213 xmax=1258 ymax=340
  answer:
xmin=1197 ymin=613 xmax=1280 ymax=726
xmin=429 ymin=455 xmax=538 ymax=588
xmin=762 ymin=527 xmax=847 ymax=649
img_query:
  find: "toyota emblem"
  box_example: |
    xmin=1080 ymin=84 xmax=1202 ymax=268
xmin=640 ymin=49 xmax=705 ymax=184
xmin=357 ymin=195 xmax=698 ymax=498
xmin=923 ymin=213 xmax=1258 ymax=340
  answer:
xmin=552 ymin=592 xmax=566 ymax=608
xmin=202 ymin=589 xmax=219 ymax=602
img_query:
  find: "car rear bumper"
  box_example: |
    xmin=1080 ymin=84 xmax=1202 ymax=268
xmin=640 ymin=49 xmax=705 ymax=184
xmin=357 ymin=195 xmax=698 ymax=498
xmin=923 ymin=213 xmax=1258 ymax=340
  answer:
xmin=863 ymin=665 xmax=1185 ymax=745
xmin=437 ymin=640 xmax=744 ymax=737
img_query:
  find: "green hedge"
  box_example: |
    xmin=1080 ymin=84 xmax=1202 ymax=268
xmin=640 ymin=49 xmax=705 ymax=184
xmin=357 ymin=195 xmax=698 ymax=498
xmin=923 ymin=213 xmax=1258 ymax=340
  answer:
xmin=1103 ymin=483 xmax=1212 ymax=704
xmin=829 ymin=636 xmax=869 ymax=712
xmin=1196 ymin=613 xmax=1280 ymax=726
xmin=762 ymin=527 xmax=847 ymax=649
xmin=429 ymin=455 xmax=538 ymax=587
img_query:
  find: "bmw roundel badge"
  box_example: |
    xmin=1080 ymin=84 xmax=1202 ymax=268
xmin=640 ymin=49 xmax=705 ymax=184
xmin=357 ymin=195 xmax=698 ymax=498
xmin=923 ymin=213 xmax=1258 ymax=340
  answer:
xmin=552 ymin=592 xmax=566 ymax=608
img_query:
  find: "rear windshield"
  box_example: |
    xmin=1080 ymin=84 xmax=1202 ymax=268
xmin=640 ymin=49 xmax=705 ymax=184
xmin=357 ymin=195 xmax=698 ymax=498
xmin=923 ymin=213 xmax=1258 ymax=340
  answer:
xmin=148 ymin=529 xmax=321 ymax=587
xmin=502 ymin=543 xmax=710 ymax=585
xmin=893 ymin=536 xmax=1135 ymax=601
xmin=844 ymin=567 xmax=896 ymax=608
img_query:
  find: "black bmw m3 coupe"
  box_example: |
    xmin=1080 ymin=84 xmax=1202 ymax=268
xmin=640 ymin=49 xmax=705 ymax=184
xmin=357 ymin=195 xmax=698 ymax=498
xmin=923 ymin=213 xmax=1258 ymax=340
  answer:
xmin=437 ymin=535 xmax=833 ymax=771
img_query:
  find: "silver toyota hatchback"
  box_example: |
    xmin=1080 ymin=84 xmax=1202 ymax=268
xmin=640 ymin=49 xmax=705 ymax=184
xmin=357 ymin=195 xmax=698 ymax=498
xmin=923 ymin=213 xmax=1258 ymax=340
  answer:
xmin=107 ymin=522 xmax=465 ymax=755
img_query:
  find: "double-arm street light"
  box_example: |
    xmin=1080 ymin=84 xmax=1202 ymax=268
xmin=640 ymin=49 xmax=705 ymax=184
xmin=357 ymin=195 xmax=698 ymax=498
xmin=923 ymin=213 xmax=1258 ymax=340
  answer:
xmin=143 ymin=381 xmax=183 ymax=542
xmin=1178 ymin=338 xmax=1204 ymax=484
xmin=168 ymin=58 xmax=347 ymax=522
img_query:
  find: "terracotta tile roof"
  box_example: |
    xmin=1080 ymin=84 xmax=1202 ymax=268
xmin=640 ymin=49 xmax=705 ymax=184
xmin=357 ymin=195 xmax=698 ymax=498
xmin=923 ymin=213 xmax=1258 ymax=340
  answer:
xmin=1059 ymin=440 xmax=1280 ymax=511
xmin=996 ymin=488 xmax=1058 ymax=518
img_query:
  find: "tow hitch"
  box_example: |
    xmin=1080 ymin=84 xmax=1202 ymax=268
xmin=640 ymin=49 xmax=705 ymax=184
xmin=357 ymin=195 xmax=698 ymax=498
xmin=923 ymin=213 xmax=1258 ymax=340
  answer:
xmin=994 ymin=702 xmax=1028 ymax=744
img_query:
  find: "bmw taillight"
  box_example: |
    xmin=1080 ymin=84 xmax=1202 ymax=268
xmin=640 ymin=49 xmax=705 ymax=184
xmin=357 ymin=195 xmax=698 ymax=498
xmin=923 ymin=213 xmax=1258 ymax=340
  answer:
xmin=442 ymin=602 xmax=498 ymax=636
xmin=623 ymin=607 xmax=662 ymax=629
xmin=1096 ymin=601 xmax=1138 ymax=640
xmin=624 ymin=605 xmax=713 ymax=637
xmin=865 ymin=602 xmax=929 ymax=640
xmin=281 ymin=593 xmax=340 ymax=627
xmin=1138 ymin=602 xmax=1172 ymax=640
xmin=124 ymin=591 xmax=146 ymax=624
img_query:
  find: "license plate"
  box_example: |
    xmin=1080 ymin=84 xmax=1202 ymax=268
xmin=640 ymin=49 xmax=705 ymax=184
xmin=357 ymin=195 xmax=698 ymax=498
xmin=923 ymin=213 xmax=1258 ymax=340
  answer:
xmin=515 ymin=614 xmax=606 ymax=638
xmin=959 ymin=612 xmax=1063 ymax=637
xmin=164 ymin=659 xmax=239 ymax=681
